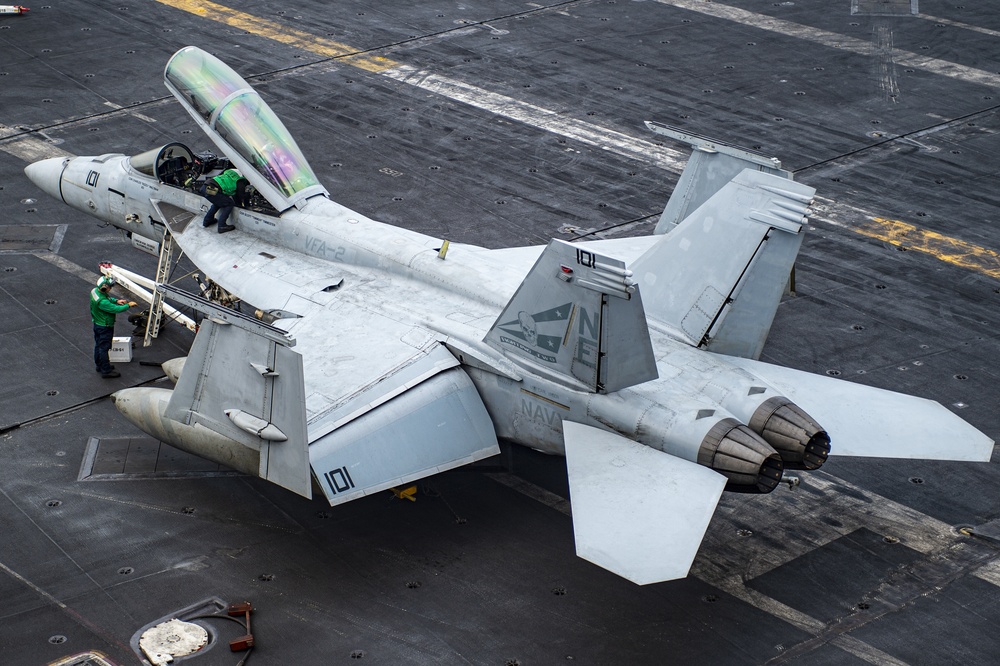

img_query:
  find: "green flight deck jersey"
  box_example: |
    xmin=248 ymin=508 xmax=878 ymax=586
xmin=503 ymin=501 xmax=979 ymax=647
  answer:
xmin=90 ymin=288 xmax=130 ymax=327
xmin=211 ymin=169 xmax=242 ymax=196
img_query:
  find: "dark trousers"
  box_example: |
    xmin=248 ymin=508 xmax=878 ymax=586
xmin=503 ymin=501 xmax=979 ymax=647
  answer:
xmin=94 ymin=324 xmax=115 ymax=373
xmin=205 ymin=195 xmax=235 ymax=226
xmin=202 ymin=182 xmax=237 ymax=227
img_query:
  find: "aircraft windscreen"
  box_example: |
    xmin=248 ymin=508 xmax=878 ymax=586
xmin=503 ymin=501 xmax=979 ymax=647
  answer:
xmin=164 ymin=46 xmax=322 ymax=201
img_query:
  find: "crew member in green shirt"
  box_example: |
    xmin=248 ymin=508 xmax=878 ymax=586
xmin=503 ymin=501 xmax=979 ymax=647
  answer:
xmin=202 ymin=168 xmax=246 ymax=234
xmin=91 ymin=276 xmax=136 ymax=378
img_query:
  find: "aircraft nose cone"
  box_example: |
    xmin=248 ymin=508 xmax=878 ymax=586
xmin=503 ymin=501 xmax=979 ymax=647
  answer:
xmin=24 ymin=156 xmax=71 ymax=202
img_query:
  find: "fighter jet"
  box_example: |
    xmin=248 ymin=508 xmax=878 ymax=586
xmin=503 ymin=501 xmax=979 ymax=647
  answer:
xmin=24 ymin=46 xmax=993 ymax=586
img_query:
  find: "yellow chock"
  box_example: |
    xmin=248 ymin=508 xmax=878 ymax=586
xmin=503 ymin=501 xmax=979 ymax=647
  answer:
xmin=437 ymin=240 xmax=450 ymax=260
xmin=391 ymin=485 xmax=418 ymax=501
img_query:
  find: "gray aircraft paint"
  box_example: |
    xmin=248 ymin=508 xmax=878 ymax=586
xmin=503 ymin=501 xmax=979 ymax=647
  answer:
xmin=24 ymin=47 xmax=993 ymax=586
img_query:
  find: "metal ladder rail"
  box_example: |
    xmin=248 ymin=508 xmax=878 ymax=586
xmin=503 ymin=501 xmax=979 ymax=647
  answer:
xmin=143 ymin=229 xmax=175 ymax=347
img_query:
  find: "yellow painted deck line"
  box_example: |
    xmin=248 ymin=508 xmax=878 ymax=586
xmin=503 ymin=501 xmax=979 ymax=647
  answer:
xmin=154 ymin=0 xmax=398 ymax=72
xmin=147 ymin=1 xmax=1000 ymax=284
xmin=859 ymin=217 xmax=1000 ymax=280
xmin=153 ymin=0 xmax=689 ymax=168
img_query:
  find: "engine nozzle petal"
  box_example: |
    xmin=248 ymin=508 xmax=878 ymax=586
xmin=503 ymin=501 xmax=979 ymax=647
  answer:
xmin=697 ymin=418 xmax=783 ymax=493
xmin=749 ymin=396 xmax=831 ymax=470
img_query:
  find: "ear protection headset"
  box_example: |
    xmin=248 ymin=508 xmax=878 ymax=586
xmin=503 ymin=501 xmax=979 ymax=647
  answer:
xmin=97 ymin=276 xmax=116 ymax=293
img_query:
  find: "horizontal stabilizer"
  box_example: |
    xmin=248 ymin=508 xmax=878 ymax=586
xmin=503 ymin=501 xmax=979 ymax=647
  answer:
xmin=723 ymin=355 xmax=995 ymax=462
xmin=564 ymin=421 xmax=727 ymax=585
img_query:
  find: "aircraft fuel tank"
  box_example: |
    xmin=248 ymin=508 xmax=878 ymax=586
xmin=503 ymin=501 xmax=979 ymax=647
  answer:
xmin=111 ymin=387 xmax=260 ymax=476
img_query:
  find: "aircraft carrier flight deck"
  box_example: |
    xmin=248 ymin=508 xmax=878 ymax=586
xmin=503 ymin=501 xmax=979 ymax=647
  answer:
xmin=1 ymin=1 xmax=999 ymax=664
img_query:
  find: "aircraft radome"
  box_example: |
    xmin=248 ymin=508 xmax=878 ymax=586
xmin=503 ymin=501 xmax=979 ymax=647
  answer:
xmin=24 ymin=46 xmax=993 ymax=586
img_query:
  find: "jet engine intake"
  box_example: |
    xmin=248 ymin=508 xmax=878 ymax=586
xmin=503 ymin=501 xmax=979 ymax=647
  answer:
xmin=697 ymin=418 xmax=783 ymax=493
xmin=748 ymin=396 xmax=830 ymax=470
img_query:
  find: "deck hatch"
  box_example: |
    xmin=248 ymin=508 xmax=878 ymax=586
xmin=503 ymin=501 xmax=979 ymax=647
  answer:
xmin=851 ymin=0 xmax=917 ymax=16
xmin=78 ymin=436 xmax=242 ymax=480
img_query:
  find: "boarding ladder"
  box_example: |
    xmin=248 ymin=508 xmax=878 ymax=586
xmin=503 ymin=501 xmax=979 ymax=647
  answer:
xmin=143 ymin=228 xmax=176 ymax=347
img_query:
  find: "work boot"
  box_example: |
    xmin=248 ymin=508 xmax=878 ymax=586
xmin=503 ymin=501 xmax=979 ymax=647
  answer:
xmin=101 ymin=370 xmax=121 ymax=379
xmin=218 ymin=224 xmax=236 ymax=234
xmin=95 ymin=365 xmax=115 ymax=373
xmin=203 ymin=217 xmax=217 ymax=227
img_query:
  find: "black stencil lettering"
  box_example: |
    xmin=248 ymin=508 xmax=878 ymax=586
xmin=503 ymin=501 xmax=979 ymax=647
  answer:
xmin=325 ymin=466 xmax=356 ymax=495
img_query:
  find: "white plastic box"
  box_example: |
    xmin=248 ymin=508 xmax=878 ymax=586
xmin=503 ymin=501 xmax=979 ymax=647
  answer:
xmin=109 ymin=336 xmax=133 ymax=363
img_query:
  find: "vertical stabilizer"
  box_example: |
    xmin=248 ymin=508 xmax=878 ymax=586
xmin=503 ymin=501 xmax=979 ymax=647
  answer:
xmin=632 ymin=169 xmax=815 ymax=359
xmin=646 ymin=122 xmax=792 ymax=234
xmin=484 ymin=240 xmax=657 ymax=393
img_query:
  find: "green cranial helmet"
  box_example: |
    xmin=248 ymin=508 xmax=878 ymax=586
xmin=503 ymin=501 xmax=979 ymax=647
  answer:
xmin=97 ymin=275 xmax=116 ymax=292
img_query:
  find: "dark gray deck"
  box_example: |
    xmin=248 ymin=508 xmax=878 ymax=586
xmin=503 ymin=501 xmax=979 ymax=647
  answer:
xmin=1 ymin=1 xmax=999 ymax=664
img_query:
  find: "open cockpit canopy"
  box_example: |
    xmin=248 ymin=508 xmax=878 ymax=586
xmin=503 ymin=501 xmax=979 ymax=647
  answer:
xmin=164 ymin=46 xmax=328 ymax=211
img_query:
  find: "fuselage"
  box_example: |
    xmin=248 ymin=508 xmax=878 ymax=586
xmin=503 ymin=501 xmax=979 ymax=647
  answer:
xmin=26 ymin=149 xmax=831 ymax=494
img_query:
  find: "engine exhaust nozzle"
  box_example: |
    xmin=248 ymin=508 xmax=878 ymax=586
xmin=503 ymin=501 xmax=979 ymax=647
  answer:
xmin=749 ymin=397 xmax=830 ymax=470
xmin=697 ymin=418 xmax=783 ymax=494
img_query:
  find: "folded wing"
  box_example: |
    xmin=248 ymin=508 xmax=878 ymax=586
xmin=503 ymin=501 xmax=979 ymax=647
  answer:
xmin=631 ymin=169 xmax=815 ymax=360
xmin=165 ymin=221 xmax=499 ymax=504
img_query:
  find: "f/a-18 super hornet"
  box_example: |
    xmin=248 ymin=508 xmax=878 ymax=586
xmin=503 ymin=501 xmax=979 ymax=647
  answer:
xmin=25 ymin=47 xmax=993 ymax=586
